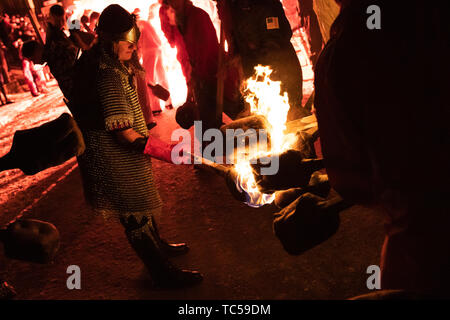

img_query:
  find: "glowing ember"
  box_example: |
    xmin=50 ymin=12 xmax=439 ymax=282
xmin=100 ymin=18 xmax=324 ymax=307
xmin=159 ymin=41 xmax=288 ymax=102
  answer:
xmin=235 ymin=65 xmax=296 ymax=208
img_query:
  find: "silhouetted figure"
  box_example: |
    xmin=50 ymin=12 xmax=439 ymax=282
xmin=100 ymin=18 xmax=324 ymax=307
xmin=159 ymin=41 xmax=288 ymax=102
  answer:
xmin=43 ymin=4 xmax=79 ymax=100
xmin=315 ymin=0 xmax=450 ymax=297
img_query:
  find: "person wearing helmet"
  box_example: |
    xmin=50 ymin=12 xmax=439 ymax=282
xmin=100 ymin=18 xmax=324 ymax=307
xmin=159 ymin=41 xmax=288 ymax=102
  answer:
xmin=71 ymin=4 xmax=203 ymax=288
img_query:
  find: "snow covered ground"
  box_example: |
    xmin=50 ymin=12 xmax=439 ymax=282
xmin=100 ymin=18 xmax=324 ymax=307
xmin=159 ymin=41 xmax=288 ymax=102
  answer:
xmin=0 ymin=81 xmax=76 ymax=225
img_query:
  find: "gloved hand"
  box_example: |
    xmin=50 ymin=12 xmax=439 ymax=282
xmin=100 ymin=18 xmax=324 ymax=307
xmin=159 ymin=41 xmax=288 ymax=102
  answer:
xmin=175 ymin=100 xmax=197 ymax=130
xmin=273 ymin=193 xmax=348 ymax=255
xmin=144 ymin=136 xmax=191 ymax=164
xmin=147 ymin=83 xmax=171 ymax=101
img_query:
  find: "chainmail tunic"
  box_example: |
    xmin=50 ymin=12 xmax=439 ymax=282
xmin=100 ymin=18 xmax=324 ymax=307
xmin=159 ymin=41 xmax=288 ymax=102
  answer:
xmin=77 ymin=51 xmax=162 ymax=219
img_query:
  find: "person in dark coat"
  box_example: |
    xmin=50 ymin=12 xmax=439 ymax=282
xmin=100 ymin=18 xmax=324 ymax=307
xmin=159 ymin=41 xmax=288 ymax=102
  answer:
xmin=314 ymin=0 xmax=450 ymax=297
xmin=251 ymin=0 xmax=450 ymax=298
xmin=43 ymin=4 xmax=79 ymax=100
xmin=229 ymin=0 xmax=307 ymax=120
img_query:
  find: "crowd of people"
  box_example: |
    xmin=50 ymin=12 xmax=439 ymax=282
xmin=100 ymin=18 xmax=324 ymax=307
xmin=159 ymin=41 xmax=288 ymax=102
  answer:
xmin=0 ymin=12 xmax=52 ymax=100
xmin=0 ymin=13 xmax=38 ymax=49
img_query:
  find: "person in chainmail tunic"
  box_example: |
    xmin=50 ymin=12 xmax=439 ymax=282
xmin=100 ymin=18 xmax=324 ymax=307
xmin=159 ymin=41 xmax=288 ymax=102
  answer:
xmin=78 ymin=49 xmax=163 ymax=217
xmin=71 ymin=5 xmax=202 ymax=288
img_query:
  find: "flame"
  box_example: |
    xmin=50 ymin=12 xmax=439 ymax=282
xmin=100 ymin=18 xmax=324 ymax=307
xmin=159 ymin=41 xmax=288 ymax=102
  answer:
xmin=244 ymin=65 xmax=295 ymax=153
xmin=234 ymin=65 xmax=296 ymax=208
xmin=147 ymin=4 xmax=187 ymax=108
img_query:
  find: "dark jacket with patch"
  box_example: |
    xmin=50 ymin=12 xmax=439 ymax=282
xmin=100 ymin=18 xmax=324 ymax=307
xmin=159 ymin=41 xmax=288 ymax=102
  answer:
xmin=229 ymin=0 xmax=305 ymax=118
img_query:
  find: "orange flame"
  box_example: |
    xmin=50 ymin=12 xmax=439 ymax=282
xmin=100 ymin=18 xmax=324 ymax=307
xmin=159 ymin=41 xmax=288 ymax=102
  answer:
xmin=235 ymin=65 xmax=297 ymax=207
xmin=68 ymin=0 xmax=222 ymax=108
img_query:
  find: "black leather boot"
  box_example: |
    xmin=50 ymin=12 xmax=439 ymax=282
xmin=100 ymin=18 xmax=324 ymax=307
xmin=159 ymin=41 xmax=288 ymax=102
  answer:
xmin=121 ymin=215 xmax=202 ymax=288
xmin=151 ymin=216 xmax=189 ymax=257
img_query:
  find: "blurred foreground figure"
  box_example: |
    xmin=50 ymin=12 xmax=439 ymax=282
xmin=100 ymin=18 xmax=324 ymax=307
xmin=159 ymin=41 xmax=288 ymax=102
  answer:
xmin=70 ymin=5 xmax=202 ymax=288
xmin=138 ymin=4 xmax=173 ymax=116
xmin=314 ymin=0 xmax=450 ymax=296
